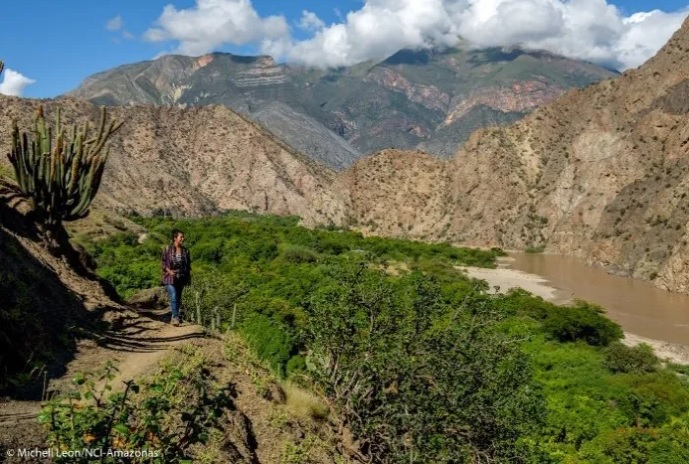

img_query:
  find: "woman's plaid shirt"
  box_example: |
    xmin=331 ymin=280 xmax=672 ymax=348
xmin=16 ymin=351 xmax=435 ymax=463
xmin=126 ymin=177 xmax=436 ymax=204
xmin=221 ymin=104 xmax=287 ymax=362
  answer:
xmin=161 ymin=245 xmax=191 ymax=286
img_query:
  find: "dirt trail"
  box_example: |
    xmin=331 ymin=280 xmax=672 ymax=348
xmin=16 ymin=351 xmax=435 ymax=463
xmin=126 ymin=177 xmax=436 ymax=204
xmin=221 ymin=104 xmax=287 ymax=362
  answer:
xmin=0 ymin=306 xmax=348 ymax=464
xmin=0 ymin=308 xmax=205 ymax=456
xmin=51 ymin=309 xmax=204 ymax=392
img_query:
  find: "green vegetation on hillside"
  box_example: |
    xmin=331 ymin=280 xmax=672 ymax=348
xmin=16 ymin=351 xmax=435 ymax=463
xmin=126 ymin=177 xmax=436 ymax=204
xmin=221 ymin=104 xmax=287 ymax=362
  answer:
xmin=86 ymin=212 xmax=689 ymax=463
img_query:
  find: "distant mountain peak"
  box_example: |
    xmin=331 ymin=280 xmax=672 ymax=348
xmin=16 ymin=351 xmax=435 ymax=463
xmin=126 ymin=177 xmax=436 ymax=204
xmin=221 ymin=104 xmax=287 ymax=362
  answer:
xmin=68 ymin=44 xmax=616 ymax=162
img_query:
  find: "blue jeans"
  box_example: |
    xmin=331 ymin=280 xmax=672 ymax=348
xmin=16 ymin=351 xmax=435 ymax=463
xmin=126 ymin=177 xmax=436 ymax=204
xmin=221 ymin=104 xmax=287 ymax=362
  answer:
xmin=165 ymin=284 xmax=184 ymax=320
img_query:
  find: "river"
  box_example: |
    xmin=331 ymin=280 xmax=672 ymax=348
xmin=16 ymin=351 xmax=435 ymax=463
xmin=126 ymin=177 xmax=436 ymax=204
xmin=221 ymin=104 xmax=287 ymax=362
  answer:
xmin=506 ymin=253 xmax=689 ymax=347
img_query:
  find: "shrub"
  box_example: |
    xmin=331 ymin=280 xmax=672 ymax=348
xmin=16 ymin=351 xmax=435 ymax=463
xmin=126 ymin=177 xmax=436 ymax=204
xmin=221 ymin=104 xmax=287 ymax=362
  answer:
xmin=246 ymin=240 xmax=279 ymax=262
xmin=191 ymin=239 xmax=224 ymax=263
xmin=39 ymin=349 xmax=233 ymax=463
xmin=304 ymin=267 xmax=544 ymax=463
xmin=604 ymin=342 xmax=659 ymax=374
xmin=525 ymin=246 xmax=545 ymax=253
xmin=312 ymin=236 xmax=349 ymax=255
xmin=491 ymin=247 xmax=509 ymax=256
xmin=240 ymin=313 xmax=295 ymax=378
xmin=281 ymin=245 xmax=319 ymax=264
xmin=543 ymin=300 xmax=623 ymax=346
xmin=286 ymin=355 xmax=307 ymax=377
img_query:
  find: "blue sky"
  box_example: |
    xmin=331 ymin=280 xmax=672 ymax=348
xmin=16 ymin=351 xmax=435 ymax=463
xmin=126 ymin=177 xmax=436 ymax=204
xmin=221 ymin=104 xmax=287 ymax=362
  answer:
xmin=1 ymin=0 xmax=688 ymax=98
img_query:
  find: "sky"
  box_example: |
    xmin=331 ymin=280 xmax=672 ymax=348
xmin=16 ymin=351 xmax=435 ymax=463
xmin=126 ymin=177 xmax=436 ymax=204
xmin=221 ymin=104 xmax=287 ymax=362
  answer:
xmin=0 ymin=0 xmax=688 ymax=98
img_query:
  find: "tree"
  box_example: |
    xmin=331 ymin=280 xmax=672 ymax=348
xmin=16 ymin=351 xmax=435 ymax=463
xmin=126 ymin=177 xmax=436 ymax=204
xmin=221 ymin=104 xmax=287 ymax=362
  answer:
xmin=305 ymin=266 xmax=544 ymax=463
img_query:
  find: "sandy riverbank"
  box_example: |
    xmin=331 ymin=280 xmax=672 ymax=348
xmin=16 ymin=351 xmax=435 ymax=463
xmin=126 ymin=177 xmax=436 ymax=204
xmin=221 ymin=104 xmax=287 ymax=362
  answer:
xmin=460 ymin=266 xmax=575 ymax=304
xmin=460 ymin=263 xmax=689 ymax=365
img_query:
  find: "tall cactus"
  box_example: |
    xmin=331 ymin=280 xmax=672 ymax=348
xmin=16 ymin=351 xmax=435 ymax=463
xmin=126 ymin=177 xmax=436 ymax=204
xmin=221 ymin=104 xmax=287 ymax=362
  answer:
xmin=7 ymin=105 xmax=123 ymax=227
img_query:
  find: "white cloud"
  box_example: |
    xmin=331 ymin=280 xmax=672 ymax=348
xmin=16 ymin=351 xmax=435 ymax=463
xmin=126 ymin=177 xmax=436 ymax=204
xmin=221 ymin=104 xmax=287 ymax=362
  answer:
xmin=288 ymin=0 xmax=460 ymax=67
xmin=0 ymin=69 xmax=36 ymax=96
xmin=145 ymin=0 xmax=689 ymax=70
xmin=106 ymin=14 xmax=124 ymax=31
xmin=299 ymin=11 xmax=326 ymax=32
xmin=144 ymin=0 xmax=291 ymax=56
xmin=448 ymin=0 xmax=688 ymax=69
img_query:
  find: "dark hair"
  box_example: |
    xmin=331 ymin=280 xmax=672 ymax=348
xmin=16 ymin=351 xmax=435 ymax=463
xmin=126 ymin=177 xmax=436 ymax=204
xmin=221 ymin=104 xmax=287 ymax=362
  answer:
xmin=171 ymin=229 xmax=184 ymax=241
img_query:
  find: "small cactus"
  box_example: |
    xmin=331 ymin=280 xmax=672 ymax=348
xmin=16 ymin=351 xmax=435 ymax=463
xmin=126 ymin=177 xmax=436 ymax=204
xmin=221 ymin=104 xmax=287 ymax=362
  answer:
xmin=7 ymin=105 xmax=123 ymax=227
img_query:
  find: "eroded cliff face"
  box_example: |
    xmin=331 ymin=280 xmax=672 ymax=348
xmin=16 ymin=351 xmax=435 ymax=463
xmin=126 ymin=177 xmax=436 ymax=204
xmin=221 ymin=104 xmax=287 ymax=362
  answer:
xmin=442 ymin=81 xmax=567 ymax=126
xmin=330 ymin=150 xmax=454 ymax=240
xmin=364 ymin=68 xmax=451 ymax=113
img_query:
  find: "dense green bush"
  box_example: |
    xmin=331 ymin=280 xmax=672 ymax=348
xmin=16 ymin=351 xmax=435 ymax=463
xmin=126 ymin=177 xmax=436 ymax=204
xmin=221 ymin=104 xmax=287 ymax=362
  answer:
xmin=280 ymin=244 xmax=320 ymax=264
xmin=604 ymin=342 xmax=659 ymax=374
xmin=304 ymin=267 xmax=544 ymax=462
xmin=499 ymin=291 xmax=623 ymax=346
xmin=543 ymin=300 xmax=623 ymax=346
xmin=240 ymin=313 xmax=295 ymax=378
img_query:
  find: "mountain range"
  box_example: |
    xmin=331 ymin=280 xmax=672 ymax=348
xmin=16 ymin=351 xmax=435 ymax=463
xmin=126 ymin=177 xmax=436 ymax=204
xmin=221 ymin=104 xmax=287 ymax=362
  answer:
xmin=67 ymin=45 xmax=615 ymax=168
xmin=3 ymin=18 xmax=689 ymax=294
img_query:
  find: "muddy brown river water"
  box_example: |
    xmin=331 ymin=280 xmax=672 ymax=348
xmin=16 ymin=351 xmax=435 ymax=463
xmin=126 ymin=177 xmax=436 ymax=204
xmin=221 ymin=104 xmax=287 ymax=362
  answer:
xmin=507 ymin=253 xmax=689 ymax=346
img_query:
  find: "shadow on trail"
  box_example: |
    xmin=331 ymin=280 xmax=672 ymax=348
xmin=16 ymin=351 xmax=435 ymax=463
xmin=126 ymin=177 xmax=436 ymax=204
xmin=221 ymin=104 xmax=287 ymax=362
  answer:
xmin=95 ymin=330 xmax=204 ymax=353
xmin=132 ymin=306 xmax=175 ymax=324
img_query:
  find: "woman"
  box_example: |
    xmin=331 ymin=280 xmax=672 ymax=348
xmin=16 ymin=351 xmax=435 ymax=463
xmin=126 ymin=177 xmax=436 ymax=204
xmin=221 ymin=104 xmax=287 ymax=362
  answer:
xmin=161 ymin=229 xmax=192 ymax=325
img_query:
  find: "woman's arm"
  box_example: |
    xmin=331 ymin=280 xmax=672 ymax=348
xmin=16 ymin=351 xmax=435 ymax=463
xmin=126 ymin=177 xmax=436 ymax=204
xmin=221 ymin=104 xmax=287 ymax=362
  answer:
xmin=162 ymin=247 xmax=173 ymax=275
xmin=186 ymin=249 xmax=192 ymax=284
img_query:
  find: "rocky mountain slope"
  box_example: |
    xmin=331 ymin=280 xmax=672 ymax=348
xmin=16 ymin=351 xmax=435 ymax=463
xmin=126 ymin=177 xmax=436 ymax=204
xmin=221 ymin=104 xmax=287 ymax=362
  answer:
xmin=331 ymin=17 xmax=689 ymax=294
xmin=0 ymin=96 xmax=344 ymax=224
xmin=252 ymin=101 xmax=361 ymax=170
xmin=68 ymin=46 xmax=615 ymax=166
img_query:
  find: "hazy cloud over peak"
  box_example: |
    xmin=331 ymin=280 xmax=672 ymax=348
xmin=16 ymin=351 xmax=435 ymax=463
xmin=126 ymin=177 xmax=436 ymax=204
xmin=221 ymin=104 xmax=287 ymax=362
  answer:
xmin=145 ymin=0 xmax=689 ymax=70
xmin=288 ymin=0 xmax=460 ymax=67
